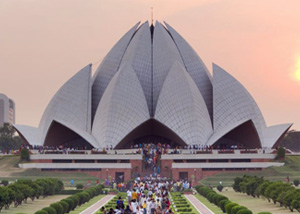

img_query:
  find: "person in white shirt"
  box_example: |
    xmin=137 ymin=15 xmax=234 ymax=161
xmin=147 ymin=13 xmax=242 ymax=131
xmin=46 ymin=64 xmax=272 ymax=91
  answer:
xmin=146 ymin=198 xmax=152 ymax=214
xmin=150 ymin=199 xmax=157 ymax=214
xmin=127 ymin=189 xmax=132 ymax=204
xmin=131 ymin=199 xmax=138 ymax=214
xmin=139 ymin=205 xmax=145 ymax=214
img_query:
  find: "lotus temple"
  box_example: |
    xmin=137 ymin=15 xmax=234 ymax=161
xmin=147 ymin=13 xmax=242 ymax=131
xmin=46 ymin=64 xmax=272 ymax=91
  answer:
xmin=14 ymin=21 xmax=292 ymax=182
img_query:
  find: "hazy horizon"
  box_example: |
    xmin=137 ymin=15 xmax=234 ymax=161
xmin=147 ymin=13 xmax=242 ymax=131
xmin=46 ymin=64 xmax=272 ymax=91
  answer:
xmin=0 ymin=0 xmax=299 ymax=130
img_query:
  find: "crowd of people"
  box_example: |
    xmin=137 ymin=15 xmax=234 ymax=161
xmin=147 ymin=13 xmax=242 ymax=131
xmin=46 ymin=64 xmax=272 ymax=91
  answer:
xmin=139 ymin=143 xmax=165 ymax=175
xmin=101 ymin=177 xmax=190 ymax=214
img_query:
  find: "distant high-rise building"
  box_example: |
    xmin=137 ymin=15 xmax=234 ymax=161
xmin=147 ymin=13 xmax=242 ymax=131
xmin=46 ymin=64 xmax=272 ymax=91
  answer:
xmin=0 ymin=94 xmax=15 ymax=126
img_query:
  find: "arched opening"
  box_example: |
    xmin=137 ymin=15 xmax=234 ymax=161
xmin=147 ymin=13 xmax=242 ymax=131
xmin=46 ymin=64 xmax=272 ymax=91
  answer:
xmin=44 ymin=121 xmax=94 ymax=149
xmin=212 ymin=120 xmax=261 ymax=149
xmin=115 ymin=118 xmax=187 ymax=149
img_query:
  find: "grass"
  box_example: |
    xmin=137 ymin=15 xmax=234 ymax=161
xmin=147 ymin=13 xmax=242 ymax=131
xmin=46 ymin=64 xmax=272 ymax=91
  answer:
xmin=0 ymin=155 xmax=101 ymax=187
xmin=69 ymin=194 xmax=105 ymax=214
xmin=0 ymin=195 xmax=70 ymax=214
xmin=219 ymin=187 xmax=292 ymax=214
xmin=193 ymin=194 xmax=223 ymax=214
xmin=199 ymin=155 xmax=300 ymax=187
xmin=170 ymin=192 xmax=199 ymax=214
xmin=10 ymin=169 xmax=101 ymax=187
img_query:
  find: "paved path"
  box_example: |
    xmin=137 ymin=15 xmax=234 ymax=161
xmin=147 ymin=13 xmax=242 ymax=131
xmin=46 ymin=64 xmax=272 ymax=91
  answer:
xmin=185 ymin=195 xmax=214 ymax=214
xmin=80 ymin=195 xmax=115 ymax=214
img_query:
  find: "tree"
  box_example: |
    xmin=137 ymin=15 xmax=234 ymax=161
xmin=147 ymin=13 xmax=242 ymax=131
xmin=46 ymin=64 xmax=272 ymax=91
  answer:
xmin=8 ymin=184 xmax=24 ymax=207
xmin=0 ymin=187 xmax=10 ymax=212
xmin=275 ymin=147 xmax=286 ymax=160
xmin=0 ymin=123 xmax=23 ymax=151
xmin=0 ymin=123 xmax=15 ymax=138
xmin=255 ymin=180 xmax=270 ymax=198
xmin=282 ymin=189 xmax=299 ymax=211
xmin=20 ymin=149 xmax=30 ymax=161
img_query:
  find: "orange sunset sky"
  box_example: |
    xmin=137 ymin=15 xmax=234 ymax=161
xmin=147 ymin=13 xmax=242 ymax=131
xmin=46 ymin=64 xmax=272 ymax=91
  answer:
xmin=0 ymin=0 xmax=299 ymax=130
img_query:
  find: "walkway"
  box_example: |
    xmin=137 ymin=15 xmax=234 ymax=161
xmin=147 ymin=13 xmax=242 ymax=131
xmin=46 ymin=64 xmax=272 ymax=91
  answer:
xmin=185 ymin=195 xmax=214 ymax=214
xmin=80 ymin=195 xmax=114 ymax=214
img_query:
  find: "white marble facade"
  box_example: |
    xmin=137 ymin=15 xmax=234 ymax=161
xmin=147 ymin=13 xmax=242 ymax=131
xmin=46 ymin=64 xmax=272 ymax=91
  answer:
xmin=14 ymin=21 xmax=292 ymax=149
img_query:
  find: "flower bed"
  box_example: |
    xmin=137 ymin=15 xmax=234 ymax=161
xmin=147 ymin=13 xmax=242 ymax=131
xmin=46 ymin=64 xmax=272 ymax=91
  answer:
xmin=169 ymin=192 xmax=194 ymax=214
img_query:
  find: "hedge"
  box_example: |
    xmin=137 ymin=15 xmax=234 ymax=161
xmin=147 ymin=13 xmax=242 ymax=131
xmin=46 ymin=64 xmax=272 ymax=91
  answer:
xmin=50 ymin=202 xmax=64 ymax=214
xmin=237 ymin=209 xmax=252 ymax=214
xmin=42 ymin=206 xmax=57 ymax=214
xmin=57 ymin=189 xmax=83 ymax=195
xmin=232 ymin=205 xmax=246 ymax=214
xmin=225 ymin=202 xmax=238 ymax=214
xmin=59 ymin=201 xmax=69 ymax=213
xmin=34 ymin=211 xmax=48 ymax=214
xmin=195 ymin=185 xmax=253 ymax=214
xmin=219 ymin=199 xmax=230 ymax=213
xmin=62 ymin=198 xmax=74 ymax=211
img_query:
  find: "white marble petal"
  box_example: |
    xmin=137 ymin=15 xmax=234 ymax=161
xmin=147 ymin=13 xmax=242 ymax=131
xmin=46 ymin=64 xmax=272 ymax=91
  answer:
xmin=164 ymin=22 xmax=213 ymax=119
xmin=39 ymin=64 xmax=92 ymax=143
xmin=91 ymin=22 xmax=140 ymax=119
xmin=155 ymin=61 xmax=213 ymax=145
xmin=92 ymin=62 xmax=150 ymax=148
xmin=213 ymin=63 xmax=266 ymax=146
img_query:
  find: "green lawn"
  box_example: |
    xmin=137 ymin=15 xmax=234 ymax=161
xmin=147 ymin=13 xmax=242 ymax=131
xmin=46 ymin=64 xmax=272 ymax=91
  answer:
xmin=69 ymin=194 xmax=105 ymax=214
xmin=9 ymin=169 xmax=101 ymax=187
xmin=219 ymin=188 xmax=292 ymax=214
xmin=0 ymin=155 xmax=101 ymax=187
xmin=0 ymin=195 xmax=70 ymax=214
xmin=199 ymin=155 xmax=300 ymax=187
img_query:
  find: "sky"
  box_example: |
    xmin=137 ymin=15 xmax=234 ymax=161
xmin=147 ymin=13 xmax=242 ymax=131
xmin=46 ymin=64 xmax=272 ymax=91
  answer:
xmin=0 ymin=0 xmax=299 ymax=130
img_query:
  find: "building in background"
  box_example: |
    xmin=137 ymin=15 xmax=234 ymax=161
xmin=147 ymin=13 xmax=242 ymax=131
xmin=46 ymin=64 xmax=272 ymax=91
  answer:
xmin=0 ymin=93 xmax=15 ymax=126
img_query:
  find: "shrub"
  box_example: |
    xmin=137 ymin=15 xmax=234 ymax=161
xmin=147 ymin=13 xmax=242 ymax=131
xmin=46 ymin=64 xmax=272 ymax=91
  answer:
xmin=69 ymin=195 xmax=79 ymax=209
xmin=232 ymin=206 xmax=246 ymax=214
xmin=42 ymin=207 xmax=57 ymax=214
xmin=57 ymin=189 xmax=83 ymax=195
xmin=217 ymin=184 xmax=224 ymax=192
xmin=76 ymin=184 xmax=84 ymax=190
xmin=275 ymin=147 xmax=285 ymax=160
xmin=237 ymin=209 xmax=252 ymax=214
xmin=35 ymin=211 xmax=48 ymax=214
xmin=225 ymin=202 xmax=238 ymax=214
xmin=20 ymin=148 xmax=30 ymax=161
xmin=216 ymin=195 xmax=228 ymax=206
xmin=50 ymin=202 xmax=64 ymax=214
xmin=219 ymin=199 xmax=230 ymax=213
xmin=62 ymin=198 xmax=74 ymax=211
xmin=294 ymin=180 xmax=299 ymax=187
xmin=1 ymin=180 xmax=9 ymax=186
xmin=212 ymin=194 xmax=219 ymax=205
xmin=59 ymin=201 xmax=69 ymax=213
xmin=76 ymin=192 xmax=90 ymax=205
xmin=207 ymin=192 xmax=216 ymax=203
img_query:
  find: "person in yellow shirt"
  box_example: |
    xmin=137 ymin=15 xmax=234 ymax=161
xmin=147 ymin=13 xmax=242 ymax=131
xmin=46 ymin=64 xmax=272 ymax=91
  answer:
xmin=132 ymin=189 xmax=138 ymax=201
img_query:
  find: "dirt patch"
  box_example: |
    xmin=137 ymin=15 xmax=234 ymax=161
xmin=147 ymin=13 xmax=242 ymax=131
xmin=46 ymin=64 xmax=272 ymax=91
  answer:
xmin=0 ymin=155 xmax=26 ymax=177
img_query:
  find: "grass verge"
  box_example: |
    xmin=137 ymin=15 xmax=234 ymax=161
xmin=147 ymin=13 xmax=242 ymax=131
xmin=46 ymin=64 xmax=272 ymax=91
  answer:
xmin=193 ymin=194 xmax=223 ymax=214
xmin=69 ymin=194 xmax=105 ymax=214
